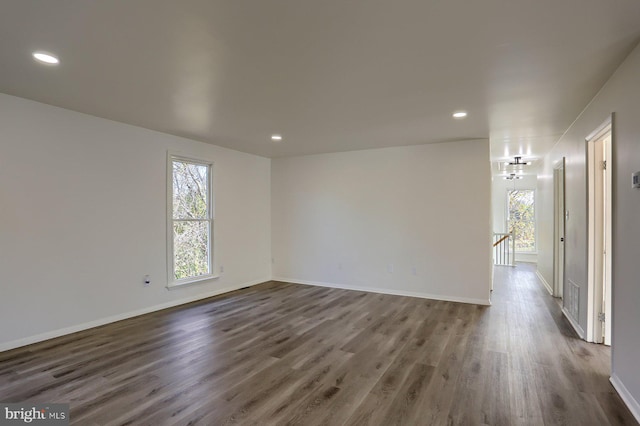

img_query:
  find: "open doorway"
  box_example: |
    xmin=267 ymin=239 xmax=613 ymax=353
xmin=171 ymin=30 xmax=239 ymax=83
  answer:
xmin=553 ymin=158 xmax=565 ymax=299
xmin=586 ymin=117 xmax=612 ymax=346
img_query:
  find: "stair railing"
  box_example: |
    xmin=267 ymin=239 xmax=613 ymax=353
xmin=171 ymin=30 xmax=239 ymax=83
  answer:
xmin=493 ymin=232 xmax=515 ymax=266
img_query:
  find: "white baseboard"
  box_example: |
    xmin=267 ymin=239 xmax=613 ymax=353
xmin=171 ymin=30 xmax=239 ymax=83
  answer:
xmin=535 ymin=270 xmax=554 ymax=296
xmin=272 ymin=277 xmax=491 ymax=306
xmin=561 ymin=306 xmax=585 ymax=339
xmin=610 ymin=373 xmax=640 ymax=423
xmin=0 ymin=277 xmax=269 ymax=353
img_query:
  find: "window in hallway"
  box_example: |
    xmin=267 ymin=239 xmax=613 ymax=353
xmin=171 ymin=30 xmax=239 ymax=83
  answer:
xmin=507 ymin=189 xmax=536 ymax=252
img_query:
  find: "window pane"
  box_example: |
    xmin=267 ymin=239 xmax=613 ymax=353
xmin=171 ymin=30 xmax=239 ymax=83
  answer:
xmin=173 ymin=220 xmax=210 ymax=280
xmin=173 ymin=161 xmax=208 ymax=220
xmin=508 ymin=190 xmax=535 ymax=252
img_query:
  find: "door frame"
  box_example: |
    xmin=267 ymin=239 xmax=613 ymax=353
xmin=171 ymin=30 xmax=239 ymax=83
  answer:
xmin=585 ymin=115 xmax=613 ymax=345
xmin=553 ymin=158 xmax=566 ymax=298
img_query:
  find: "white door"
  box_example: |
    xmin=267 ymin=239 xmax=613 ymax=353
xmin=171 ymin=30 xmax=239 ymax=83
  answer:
xmin=603 ymin=134 xmax=612 ymax=346
xmin=553 ymin=160 xmax=565 ymax=298
xmin=587 ymin=121 xmax=612 ymax=346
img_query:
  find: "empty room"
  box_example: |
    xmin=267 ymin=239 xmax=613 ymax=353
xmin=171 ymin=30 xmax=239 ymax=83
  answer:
xmin=1 ymin=1 xmax=640 ymax=425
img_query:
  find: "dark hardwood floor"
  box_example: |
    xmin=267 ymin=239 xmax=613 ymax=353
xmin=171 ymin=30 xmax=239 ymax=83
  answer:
xmin=0 ymin=264 xmax=637 ymax=425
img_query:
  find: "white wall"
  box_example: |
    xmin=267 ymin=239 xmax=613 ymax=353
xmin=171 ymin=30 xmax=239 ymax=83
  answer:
xmin=537 ymin=43 xmax=640 ymax=418
xmin=491 ymin=174 xmax=538 ymax=263
xmin=0 ymin=94 xmax=271 ymax=351
xmin=272 ymin=140 xmax=492 ymax=305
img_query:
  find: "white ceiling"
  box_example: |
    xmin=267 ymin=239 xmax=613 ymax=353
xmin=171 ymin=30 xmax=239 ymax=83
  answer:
xmin=1 ymin=1 xmax=639 ymax=168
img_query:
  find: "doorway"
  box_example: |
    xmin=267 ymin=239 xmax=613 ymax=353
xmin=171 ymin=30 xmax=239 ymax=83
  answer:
xmin=586 ymin=118 xmax=612 ymax=346
xmin=553 ymin=158 xmax=565 ymax=299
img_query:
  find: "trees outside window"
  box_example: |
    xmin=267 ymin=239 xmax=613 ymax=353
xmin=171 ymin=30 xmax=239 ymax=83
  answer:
xmin=507 ymin=189 xmax=535 ymax=252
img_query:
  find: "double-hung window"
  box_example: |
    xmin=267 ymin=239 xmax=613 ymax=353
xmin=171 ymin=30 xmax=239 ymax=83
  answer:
xmin=168 ymin=154 xmax=214 ymax=286
xmin=507 ymin=189 xmax=536 ymax=252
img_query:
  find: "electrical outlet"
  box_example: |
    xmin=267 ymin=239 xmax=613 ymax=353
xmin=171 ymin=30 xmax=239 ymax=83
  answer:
xmin=387 ymin=264 xmax=394 ymax=273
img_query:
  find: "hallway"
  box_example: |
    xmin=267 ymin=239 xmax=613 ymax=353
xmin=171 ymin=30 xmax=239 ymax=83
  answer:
xmin=490 ymin=263 xmax=636 ymax=425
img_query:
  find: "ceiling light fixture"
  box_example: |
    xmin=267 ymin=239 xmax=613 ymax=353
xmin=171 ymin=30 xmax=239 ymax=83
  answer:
xmin=507 ymin=156 xmax=532 ymax=166
xmin=33 ymin=51 xmax=59 ymax=65
xmin=452 ymin=111 xmax=467 ymax=119
xmin=271 ymin=134 xmax=282 ymax=141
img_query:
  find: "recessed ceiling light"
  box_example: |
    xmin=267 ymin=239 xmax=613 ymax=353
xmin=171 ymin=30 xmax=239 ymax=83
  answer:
xmin=33 ymin=51 xmax=59 ymax=65
xmin=452 ymin=111 xmax=467 ymax=119
xmin=271 ymin=135 xmax=282 ymax=141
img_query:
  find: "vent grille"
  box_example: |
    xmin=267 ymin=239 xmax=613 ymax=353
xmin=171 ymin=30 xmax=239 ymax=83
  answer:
xmin=565 ymin=279 xmax=580 ymax=320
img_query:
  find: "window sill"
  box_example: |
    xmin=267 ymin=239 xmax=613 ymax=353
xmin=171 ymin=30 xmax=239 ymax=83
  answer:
xmin=167 ymin=274 xmax=220 ymax=290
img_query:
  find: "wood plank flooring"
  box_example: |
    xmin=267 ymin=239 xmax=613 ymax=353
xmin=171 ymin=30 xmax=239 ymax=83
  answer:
xmin=0 ymin=264 xmax=637 ymax=425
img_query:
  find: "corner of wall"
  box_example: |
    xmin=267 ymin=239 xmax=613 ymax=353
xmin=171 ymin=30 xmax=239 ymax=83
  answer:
xmin=535 ymin=269 xmax=553 ymax=295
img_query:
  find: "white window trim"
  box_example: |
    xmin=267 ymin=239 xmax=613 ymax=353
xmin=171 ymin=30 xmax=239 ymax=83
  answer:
xmin=167 ymin=151 xmax=218 ymax=289
xmin=505 ymin=188 xmax=537 ymax=254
